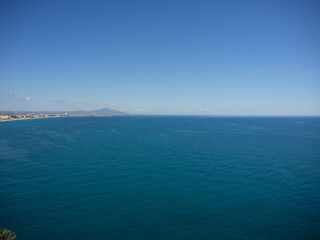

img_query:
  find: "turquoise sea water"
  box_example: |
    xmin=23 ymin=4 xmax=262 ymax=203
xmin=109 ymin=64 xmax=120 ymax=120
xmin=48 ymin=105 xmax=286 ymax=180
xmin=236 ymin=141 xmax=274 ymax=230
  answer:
xmin=0 ymin=116 xmax=319 ymax=239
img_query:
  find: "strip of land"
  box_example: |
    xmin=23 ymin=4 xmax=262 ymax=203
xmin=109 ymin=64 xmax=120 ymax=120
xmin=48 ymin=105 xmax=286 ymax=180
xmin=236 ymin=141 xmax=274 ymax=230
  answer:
xmin=0 ymin=113 xmax=127 ymax=122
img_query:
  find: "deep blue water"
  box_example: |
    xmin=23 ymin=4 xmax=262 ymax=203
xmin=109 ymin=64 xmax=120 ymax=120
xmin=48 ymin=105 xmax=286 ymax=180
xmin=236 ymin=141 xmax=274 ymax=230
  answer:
xmin=0 ymin=116 xmax=320 ymax=240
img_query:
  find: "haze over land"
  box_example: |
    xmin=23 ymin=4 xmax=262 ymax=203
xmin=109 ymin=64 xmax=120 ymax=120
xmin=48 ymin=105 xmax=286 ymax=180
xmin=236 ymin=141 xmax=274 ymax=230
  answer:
xmin=0 ymin=108 xmax=127 ymax=115
xmin=0 ymin=0 xmax=319 ymax=115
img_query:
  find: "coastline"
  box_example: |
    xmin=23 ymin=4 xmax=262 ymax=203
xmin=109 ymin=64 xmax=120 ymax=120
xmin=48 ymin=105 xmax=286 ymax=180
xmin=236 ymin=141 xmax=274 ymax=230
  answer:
xmin=0 ymin=116 xmax=59 ymax=123
xmin=0 ymin=114 xmax=129 ymax=123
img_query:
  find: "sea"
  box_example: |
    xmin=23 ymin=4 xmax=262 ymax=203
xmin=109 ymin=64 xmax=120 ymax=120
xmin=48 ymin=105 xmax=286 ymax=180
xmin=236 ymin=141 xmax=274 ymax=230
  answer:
xmin=0 ymin=116 xmax=319 ymax=240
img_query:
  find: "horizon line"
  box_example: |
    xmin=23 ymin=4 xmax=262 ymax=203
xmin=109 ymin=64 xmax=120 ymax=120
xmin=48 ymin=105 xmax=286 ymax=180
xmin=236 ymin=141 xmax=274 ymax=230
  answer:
xmin=1 ymin=110 xmax=319 ymax=117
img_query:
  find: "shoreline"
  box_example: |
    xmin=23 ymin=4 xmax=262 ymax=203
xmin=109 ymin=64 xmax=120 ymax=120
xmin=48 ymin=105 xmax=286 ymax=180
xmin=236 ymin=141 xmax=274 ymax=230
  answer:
xmin=0 ymin=115 xmax=130 ymax=123
xmin=0 ymin=117 xmax=53 ymax=123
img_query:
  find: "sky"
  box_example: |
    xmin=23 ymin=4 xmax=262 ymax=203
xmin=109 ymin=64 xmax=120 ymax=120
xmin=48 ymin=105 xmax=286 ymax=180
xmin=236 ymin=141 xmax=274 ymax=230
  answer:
xmin=0 ymin=0 xmax=319 ymax=115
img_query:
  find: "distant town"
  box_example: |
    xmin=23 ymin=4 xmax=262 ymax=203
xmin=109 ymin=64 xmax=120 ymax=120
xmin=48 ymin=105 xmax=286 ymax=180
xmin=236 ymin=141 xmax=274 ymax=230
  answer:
xmin=0 ymin=108 xmax=128 ymax=122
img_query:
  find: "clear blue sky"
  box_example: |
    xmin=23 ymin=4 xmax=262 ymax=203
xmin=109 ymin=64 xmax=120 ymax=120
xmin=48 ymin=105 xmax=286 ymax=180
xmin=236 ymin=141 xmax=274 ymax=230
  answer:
xmin=1 ymin=0 xmax=319 ymax=115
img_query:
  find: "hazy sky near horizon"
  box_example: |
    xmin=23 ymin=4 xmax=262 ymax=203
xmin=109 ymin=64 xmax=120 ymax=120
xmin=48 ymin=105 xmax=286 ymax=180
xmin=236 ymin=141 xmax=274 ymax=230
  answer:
xmin=1 ymin=0 xmax=320 ymax=115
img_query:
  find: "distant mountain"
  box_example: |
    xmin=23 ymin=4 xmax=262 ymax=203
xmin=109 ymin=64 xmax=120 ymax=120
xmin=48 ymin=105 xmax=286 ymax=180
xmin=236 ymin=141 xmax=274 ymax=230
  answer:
xmin=69 ymin=108 xmax=126 ymax=115
xmin=0 ymin=108 xmax=127 ymax=115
